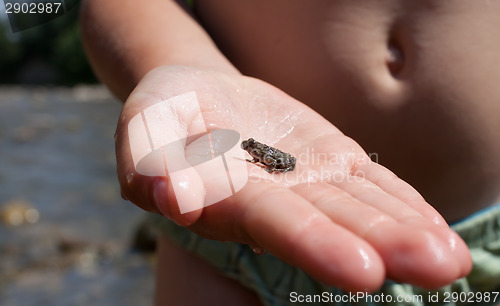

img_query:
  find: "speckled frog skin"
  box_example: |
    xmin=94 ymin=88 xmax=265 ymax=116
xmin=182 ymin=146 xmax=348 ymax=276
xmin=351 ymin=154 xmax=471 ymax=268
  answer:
xmin=241 ymin=138 xmax=296 ymax=173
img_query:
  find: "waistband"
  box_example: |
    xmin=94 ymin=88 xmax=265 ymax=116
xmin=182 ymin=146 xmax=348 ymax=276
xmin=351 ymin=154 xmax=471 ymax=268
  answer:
xmin=450 ymin=202 xmax=500 ymax=248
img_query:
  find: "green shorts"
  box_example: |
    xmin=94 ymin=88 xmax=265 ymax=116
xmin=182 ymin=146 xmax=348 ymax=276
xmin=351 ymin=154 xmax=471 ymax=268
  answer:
xmin=151 ymin=203 xmax=500 ymax=306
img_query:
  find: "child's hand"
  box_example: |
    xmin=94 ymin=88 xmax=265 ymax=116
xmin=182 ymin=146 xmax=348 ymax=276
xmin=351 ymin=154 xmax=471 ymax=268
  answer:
xmin=116 ymin=66 xmax=471 ymax=292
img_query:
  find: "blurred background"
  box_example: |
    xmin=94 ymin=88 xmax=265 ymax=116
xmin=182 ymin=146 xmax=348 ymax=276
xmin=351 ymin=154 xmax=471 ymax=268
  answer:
xmin=0 ymin=2 xmax=155 ymax=305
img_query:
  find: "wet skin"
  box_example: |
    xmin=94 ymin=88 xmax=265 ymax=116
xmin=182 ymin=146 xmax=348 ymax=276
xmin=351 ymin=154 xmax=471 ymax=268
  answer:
xmin=80 ymin=0 xmax=495 ymax=303
xmin=195 ymin=0 xmax=500 ymax=222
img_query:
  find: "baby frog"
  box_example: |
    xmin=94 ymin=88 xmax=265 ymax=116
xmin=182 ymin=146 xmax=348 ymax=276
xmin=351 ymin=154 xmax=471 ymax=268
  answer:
xmin=241 ymin=138 xmax=296 ymax=173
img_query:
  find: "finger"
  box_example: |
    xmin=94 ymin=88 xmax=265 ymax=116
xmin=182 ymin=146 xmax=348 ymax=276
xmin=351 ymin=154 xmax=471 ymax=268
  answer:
xmin=192 ymin=182 xmax=386 ymax=292
xmin=365 ymin=222 xmax=464 ymax=288
xmin=354 ymin=161 xmax=447 ymax=226
xmin=331 ymin=173 xmax=426 ymax=222
xmin=117 ymin=146 xmax=204 ymax=227
xmin=344 ymin=164 xmax=468 ymax=256
xmin=351 ymin=163 xmax=472 ymax=277
xmin=400 ymin=216 xmax=472 ymax=278
xmin=293 ymin=183 xmax=468 ymax=288
xmin=290 ymin=183 xmax=397 ymax=236
xmin=116 ymin=102 xmax=204 ymax=226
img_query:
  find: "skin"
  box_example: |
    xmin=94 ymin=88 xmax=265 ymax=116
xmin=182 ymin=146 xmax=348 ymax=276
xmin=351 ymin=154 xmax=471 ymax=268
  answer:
xmin=194 ymin=0 xmax=500 ymax=221
xmin=78 ymin=0 xmax=500 ymax=304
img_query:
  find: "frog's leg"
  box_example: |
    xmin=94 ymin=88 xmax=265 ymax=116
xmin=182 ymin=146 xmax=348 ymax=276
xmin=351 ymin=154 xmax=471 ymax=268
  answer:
xmin=271 ymin=165 xmax=295 ymax=173
xmin=245 ymin=159 xmax=274 ymax=172
xmin=271 ymin=168 xmax=288 ymax=173
xmin=265 ymin=167 xmax=275 ymax=173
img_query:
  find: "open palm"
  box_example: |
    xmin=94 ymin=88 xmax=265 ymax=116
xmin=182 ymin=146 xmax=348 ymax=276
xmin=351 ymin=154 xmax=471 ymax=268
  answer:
xmin=116 ymin=66 xmax=471 ymax=292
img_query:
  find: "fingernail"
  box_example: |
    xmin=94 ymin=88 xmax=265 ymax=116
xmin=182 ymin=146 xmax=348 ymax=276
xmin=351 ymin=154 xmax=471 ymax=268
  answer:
xmin=120 ymin=189 xmax=128 ymax=201
xmin=153 ymin=180 xmax=169 ymax=217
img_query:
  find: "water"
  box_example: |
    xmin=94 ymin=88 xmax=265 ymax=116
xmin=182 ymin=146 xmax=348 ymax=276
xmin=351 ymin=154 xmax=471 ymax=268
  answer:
xmin=0 ymin=86 xmax=154 ymax=305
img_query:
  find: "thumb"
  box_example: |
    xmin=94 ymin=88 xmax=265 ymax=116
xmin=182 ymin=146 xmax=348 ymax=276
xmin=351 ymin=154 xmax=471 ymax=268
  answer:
xmin=117 ymin=91 xmax=208 ymax=226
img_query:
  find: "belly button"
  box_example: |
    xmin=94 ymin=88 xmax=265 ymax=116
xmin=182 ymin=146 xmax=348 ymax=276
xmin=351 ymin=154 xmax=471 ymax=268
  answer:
xmin=386 ymin=42 xmax=404 ymax=77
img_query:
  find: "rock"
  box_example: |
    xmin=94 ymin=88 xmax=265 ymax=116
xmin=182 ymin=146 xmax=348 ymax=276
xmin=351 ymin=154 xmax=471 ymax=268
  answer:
xmin=0 ymin=199 xmax=40 ymax=226
xmin=131 ymin=218 xmax=159 ymax=253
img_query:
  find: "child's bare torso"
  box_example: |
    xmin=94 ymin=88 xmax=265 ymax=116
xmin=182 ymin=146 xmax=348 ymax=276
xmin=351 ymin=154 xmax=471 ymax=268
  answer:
xmin=195 ymin=0 xmax=500 ymax=221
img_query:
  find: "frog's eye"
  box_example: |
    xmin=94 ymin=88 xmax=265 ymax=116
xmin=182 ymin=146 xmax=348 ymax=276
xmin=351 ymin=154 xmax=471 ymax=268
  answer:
xmin=250 ymin=148 xmax=260 ymax=156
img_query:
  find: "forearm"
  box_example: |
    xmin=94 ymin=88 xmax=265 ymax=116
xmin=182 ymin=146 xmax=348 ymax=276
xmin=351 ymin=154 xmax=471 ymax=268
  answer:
xmin=80 ymin=0 xmax=239 ymax=101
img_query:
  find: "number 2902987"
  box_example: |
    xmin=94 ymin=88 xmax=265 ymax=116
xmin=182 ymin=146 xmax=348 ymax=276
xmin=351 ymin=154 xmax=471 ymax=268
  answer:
xmin=5 ymin=2 xmax=62 ymax=14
